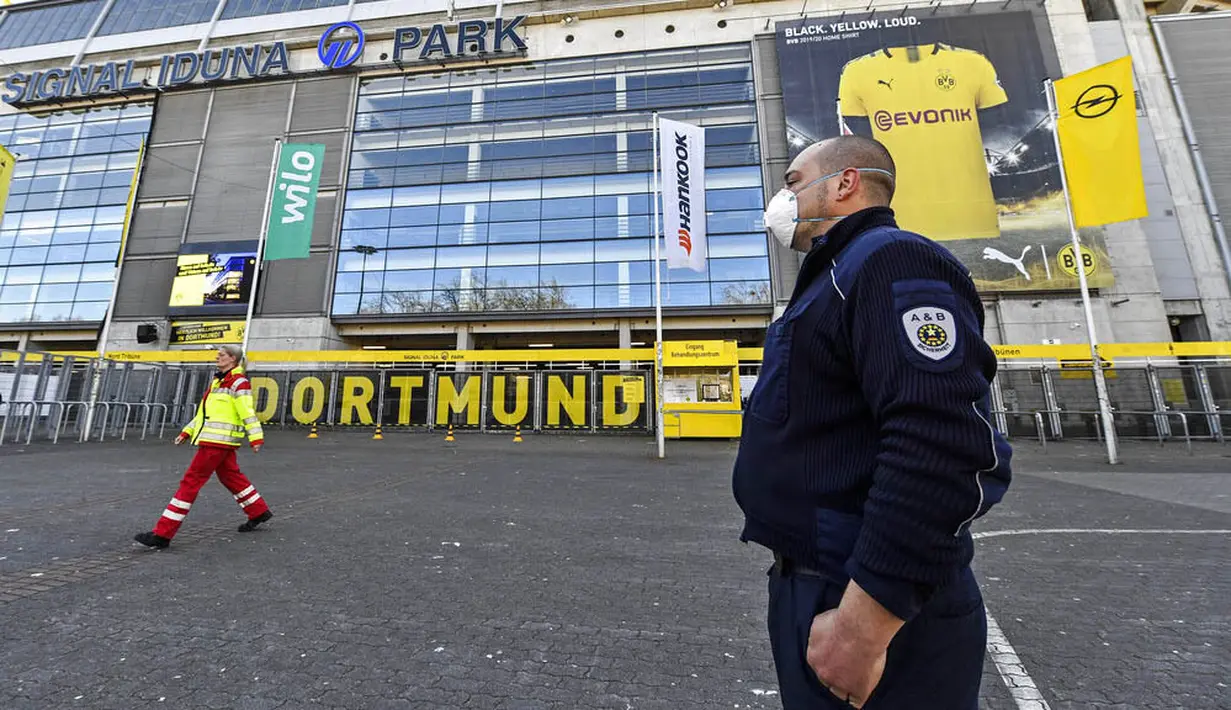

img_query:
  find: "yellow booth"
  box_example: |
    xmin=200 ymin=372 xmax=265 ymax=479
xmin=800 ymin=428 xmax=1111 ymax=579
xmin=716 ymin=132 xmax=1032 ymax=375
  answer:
xmin=659 ymin=340 xmax=743 ymax=439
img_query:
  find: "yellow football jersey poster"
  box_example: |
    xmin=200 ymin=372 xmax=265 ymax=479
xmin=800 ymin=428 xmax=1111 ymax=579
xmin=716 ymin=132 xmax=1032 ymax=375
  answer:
xmin=776 ymin=10 xmax=1115 ymax=294
xmin=838 ymin=45 xmax=1007 ymax=240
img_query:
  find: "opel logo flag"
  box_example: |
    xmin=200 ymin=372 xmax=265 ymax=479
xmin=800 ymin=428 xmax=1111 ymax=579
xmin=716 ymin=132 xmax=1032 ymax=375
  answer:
xmin=1054 ymin=57 xmax=1148 ymax=229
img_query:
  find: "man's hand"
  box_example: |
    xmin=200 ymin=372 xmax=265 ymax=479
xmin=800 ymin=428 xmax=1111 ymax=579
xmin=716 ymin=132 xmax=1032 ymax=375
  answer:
xmin=806 ymin=581 xmax=904 ymax=707
xmin=175 ymin=433 xmax=187 ymax=446
xmin=251 ymin=442 xmax=263 ymax=453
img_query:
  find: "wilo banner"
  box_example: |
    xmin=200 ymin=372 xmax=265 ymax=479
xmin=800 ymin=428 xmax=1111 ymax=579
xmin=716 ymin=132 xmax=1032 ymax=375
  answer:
xmin=658 ymin=118 xmax=707 ymax=272
xmin=264 ymin=143 xmax=325 ymax=261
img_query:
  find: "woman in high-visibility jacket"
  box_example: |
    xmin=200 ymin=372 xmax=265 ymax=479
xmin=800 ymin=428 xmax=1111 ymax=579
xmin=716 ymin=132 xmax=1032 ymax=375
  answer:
xmin=135 ymin=345 xmax=272 ymax=549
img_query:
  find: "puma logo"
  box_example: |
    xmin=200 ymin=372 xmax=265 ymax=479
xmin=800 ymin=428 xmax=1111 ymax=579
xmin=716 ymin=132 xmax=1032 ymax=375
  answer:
xmin=982 ymin=246 xmax=1033 ymax=281
xmin=878 ymin=79 xmax=894 ymax=90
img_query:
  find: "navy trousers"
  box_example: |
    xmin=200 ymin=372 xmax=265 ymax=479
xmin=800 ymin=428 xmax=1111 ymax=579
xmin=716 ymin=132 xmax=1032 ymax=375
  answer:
xmin=767 ymin=564 xmax=987 ymax=709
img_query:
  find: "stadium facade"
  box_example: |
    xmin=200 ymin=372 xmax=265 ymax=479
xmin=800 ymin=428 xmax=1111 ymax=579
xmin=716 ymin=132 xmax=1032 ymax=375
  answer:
xmin=0 ymin=0 xmax=1228 ymax=355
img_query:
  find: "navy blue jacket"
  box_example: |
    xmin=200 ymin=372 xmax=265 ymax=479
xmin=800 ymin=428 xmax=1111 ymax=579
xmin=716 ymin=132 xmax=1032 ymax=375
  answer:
xmin=733 ymin=207 xmax=1012 ymax=621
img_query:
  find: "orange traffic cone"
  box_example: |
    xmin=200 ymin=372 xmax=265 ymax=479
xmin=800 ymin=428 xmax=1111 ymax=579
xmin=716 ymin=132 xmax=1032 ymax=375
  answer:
xmin=308 ymin=423 xmax=319 ymax=439
xmin=372 ymin=425 xmax=384 ymax=441
xmin=445 ymin=424 xmax=455 ymax=442
xmin=513 ymin=426 xmax=523 ymax=443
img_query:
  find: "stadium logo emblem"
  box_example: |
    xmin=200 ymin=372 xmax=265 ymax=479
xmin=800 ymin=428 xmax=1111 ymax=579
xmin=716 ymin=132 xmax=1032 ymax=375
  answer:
xmin=319 ymin=22 xmax=365 ymax=69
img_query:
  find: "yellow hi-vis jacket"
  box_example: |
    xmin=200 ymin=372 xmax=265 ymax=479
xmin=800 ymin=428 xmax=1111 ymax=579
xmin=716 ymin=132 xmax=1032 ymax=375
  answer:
xmin=182 ymin=367 xmax=264 ymax=448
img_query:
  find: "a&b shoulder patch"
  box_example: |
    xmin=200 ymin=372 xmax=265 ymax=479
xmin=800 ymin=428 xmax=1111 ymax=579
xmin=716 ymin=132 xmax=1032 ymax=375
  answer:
xmin=901 ymin=306 xmax=957 ymax=361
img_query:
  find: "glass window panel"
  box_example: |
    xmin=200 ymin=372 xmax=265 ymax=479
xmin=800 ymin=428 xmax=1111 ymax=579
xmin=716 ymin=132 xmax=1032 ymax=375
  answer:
xmin=98 ymin=0 xmax=218 ymax=36
xmin=342 ymin=208 xmax=390 ymax=230
xmin=74 ymin=282 xmax=114 ymax=301
xmin=553 ymin=286 xmax=594 ymax=310
xmin=541 ymin=197 xmax=594 ymax=220
xmin=382 ymin=270 xmax=435 ymax=292
xmin=52 ymin=227 xmax=93 ymax=245
xmin=48 ymin=244 xmax=89 ymax=264
xmin=90 ymin=225 xmax=123 ymax=242
xmin=436 ymin=246 xmax=486 ymax=269
xmin=384 ymin=248 xmax=436 ymax=271
xmin=337 ymin=251 xmax=366 ymax=272
xmin=339 ymin=229 xmax=388 ymax=250
xmin=387 ymin=227 xmax=437 ymax=249
xmin=712 ymin=280 xmax=771 ymax=305
xmin=706 ymin=209 xmax=764 ymax=234
xmin=383 ymin=291 xmax=433 ymax=314
xmin=487 ymin=221 xmax=540 ymax=245
xmin=0 ymin=284 xmax=39 ymax=303
xmin=68 ymin=173 xmax=107 ymax=191
xmin=487 ymin=243 xmax=540 ymax=267
xmin=437 ymin=204 xmax=488 ymax=225
xmin=540 ymin=218 xmax=594 ymax=243
xmin=0 ymin=303 xmax=36 ymax=322
xmin=221 ymin=0 xmax=349 ymax=20
xmin=436 ymin=222 xmax=488 ymax=246
xmin=23 ymin=192 xmax=63 ymax=211
xmin=486 ymin=266 xmax=539 ymax=288
xmin=539 ymin=263 xmax=594 ymax=287
xmin=71 ymin=302 xmax=109 ymax=321
xmin=541 ymin=176 xmax=594 ymax=199
xmin=595 ymin=216 xmax=652 ymax=239
xmin=595 ymin=285 xmax=651 ymax=309
xmin=433 ymin=268 xmax=487 ymax=291
xmin=94 ymin=205 xmax=126 ymax=224
xmin=334 ymin=272 xmax=363 ymax=294
xmin=10 ymin=247 xmax=50 ymax=265
xmin=709 ymin=234 xmax=769 ymax=258
xmin=662 ymin=282 xmax=712 ymax=307
xmin=441 ymin=182 xmax=491 ymax=204
xmin=42 ymin=264 xmax=82 ymax=283
xmin=596 ymin=261 xmax=653 ymax=285
xmin=32 ymin=303 xmax=74 ymax=321
xmin=346 ymin=189 xmax=393 ymax=210
xmin=391 ymin=185 xmax=442 ymax=207
xmin=332 ymin=293 xmax=360 ymax=316
xmin=389 ymin=206 xmax=441 ymax=227
xmin=708 ymin=187 xmax=765 ymax=212
xmin=0 ymin=249 xmax=10 ymax=267
xmin=0 ymin=0 xmax=105 ymax=50
xmin=362 ymin=272 xmax=385 ymax=293
xmin=17 ymin=228 xmax=54 ymax=247
xmin=594 ymin=173 xmax=650 ymax=196
xmin=540 ymin=241 xmax=594 ymax=265
xmin=595 ymin=239 xmax=651 ymax=264
xmin=707 ymin=166 xmax=762 ymax=190
xmin=709 ymin=257 xmax=770 ymax=282
xmin=488 ymin=200 xmax=541 ymax=223
xmin=85 ymin=243 xmax=120 ymax=262
xmin=80 ymin=263 xmax=116 ymax=282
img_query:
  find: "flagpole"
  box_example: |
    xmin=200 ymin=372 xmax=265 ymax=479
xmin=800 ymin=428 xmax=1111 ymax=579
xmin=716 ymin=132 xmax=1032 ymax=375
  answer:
xmin=652 ymin=112 xmax=666 ymax=460
xmin=1045 ymin=79 xmax=1118 ymax=465
xmin=241 ymin=139 xmax=283 ymax=357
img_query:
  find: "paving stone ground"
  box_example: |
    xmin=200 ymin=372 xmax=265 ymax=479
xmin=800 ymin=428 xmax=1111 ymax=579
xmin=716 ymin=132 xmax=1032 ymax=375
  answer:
xmin=0 ymin=433 xmax=1228 ymax=709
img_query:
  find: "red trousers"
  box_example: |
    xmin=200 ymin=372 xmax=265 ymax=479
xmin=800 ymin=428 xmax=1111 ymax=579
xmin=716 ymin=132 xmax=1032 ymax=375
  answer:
xmin=153 ymin=445 xmax=270 ymax=539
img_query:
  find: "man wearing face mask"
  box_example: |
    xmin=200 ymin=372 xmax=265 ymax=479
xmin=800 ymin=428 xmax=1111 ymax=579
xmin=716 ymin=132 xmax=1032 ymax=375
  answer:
xmin=732 ymin=135 xmax=1012 ymax=709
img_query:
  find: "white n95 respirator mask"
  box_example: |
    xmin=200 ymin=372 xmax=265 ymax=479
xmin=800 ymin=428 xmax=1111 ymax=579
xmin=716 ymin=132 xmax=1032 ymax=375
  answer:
xmin=763 ymin=167 xmax=895 ymax=249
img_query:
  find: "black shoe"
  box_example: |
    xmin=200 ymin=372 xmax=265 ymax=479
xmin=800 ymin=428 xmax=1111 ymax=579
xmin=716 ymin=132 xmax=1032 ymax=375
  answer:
xmin=238 ymin=510 xmax=272 ymax=533
xmin=134 ymin=531 xmax=170 ymax=549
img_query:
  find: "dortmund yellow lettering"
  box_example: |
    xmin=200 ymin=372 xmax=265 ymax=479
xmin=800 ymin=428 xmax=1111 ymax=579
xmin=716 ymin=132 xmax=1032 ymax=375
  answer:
xmin=601 ymin=375 xmax=640 ymax=427
xmin=340 ymin=376 xmax=375 ymax=426
xmin=491 ymin=375 xmax=530 ymax=426
xmin=436 ymin=374 xmax=480 ymax=425
xmin=249 ymin=376 xmax=279 ymax=423
xmin=389 ymin=375 xmax=424 ymax=425
xmin=546 ymin=374 xmax=586 ymax=427
xmin=291 ymin=376 xmax=325 ymax=425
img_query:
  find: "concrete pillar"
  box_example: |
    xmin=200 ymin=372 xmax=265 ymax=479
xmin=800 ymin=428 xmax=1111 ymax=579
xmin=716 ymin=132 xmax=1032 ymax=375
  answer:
xmin=455 ymin=326 xmax=472 ymax=372
xmin=16 ymin=332 xmax=30 ymax=353
xmin=1113 ymin=0 xmax=1231 ymax=338
xmin=618 ymin=319 xmax=633 ymax=369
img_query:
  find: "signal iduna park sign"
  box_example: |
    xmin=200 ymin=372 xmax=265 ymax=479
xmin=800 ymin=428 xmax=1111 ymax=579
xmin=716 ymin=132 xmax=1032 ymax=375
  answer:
xmin=2 ymin=16 xmax=527 ymax=106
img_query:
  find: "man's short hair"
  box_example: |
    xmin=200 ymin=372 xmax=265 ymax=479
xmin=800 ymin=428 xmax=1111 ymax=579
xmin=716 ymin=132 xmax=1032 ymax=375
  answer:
xmin=815 ymin=136 xmax=897 ymax=203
